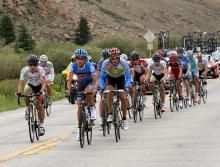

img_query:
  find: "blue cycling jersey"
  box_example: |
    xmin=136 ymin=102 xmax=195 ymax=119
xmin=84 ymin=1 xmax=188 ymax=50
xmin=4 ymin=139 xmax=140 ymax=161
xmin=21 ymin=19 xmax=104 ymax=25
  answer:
xmin=189 ymin=58 xmax=197 ymax=74
xmin=180 ymin=55 xmax=189 ymax=70
xmin=97 ymin=58 xmax=104 ymax=72
xmin=99 ymin=59 xmax=131 ymax=89
xmin=69 ymin=61 xmax=96 ymax=84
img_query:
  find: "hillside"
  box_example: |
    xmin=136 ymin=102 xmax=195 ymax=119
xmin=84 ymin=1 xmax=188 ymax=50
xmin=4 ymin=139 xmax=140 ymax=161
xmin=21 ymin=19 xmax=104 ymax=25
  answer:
xmin=0 ymin=0 xmax=220 ymax=41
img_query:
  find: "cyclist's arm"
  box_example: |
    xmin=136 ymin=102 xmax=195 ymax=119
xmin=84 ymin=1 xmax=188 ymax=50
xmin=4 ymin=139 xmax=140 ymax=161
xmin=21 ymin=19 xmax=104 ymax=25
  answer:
xmin=146 ymin=68 xmax=152 ymax=81
xmin=40 ymin=77 xmax=47 ymax=92
xmin=95 ymin=70 xmax=100 ymax=89
xmin=186 ymin=63 xmax=191 ymax=75
xmin=99 ymin=71 xmax=106 ymax=90
xmin=49 ymin=66 xmax=55 ymax=82
xmin=178 ymin=65 xmax=182 ymax=78
xmin=17 ymin=80 xmax=25 ymax=93
xmin=203 ymin=63 xmax=208 ymax=76
xmin=67 ymin=72 xmax=73 ymax=93
xmin=125 ymin=70 xmax=131 ymax=88
xmin=131 ymin=68 xmax=135 ymax=80
xmin=163 ymin=65 xmax=168 ymax=80
xmin=144 ymin=68 xmax=148 ymax=80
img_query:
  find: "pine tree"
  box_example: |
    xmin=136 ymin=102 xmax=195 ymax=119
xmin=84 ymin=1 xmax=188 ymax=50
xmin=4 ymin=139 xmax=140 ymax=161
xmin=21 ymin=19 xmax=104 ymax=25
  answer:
xmin=0 ymin=15 xmax=16 ymax=45
xmin=74 ymin=16 xmax=92 ymax=45
xmin=16 ymin=24 xmax=35 ymax=51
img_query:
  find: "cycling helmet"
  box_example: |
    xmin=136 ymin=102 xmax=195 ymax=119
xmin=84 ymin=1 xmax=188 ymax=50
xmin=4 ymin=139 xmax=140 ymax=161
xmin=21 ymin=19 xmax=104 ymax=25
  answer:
xmin=152 ymin=53 xmax=161 ymax=62
xmin=74 ymin=49 xmax=88 ymax=58
xmin=39 ymin=54 xmax=48 ymax=62
xmin=169 ymin=53 xmax=177 ymax=63
xmin=120 ymin=53 xmax=128 ymax=60
xmin=100 ymin=49 xmax=110 ymax=59
xmin=131 ymin=51 xmax=140 ymax=61
xmin=177 ymin=47 xmax=184 ymax=54
xmin=27 ymin=55 xmax=39 ymax=66
xmin=109 ymin=48 xmax=120 ymax=57
xmin=158 ymin=50 xmax=164 ymax=58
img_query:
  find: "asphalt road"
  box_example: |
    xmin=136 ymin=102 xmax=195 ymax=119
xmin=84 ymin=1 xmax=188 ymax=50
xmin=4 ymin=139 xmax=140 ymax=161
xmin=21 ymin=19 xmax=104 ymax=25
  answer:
xmin=1 ymin=78 xmax=220 ymax=167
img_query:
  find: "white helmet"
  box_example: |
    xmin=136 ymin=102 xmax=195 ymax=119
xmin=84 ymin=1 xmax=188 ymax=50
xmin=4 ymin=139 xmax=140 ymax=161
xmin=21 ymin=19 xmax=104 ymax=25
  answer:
xmin=40 ymin=54 xmax=48 ymax=62
xmin=120 ymin=53 xmax=128 ymax=60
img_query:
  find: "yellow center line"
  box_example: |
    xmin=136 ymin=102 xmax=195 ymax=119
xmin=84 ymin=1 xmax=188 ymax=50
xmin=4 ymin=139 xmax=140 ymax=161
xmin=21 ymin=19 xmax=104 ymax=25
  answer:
xmin=0 ymin=132 xmax=72 ymax=162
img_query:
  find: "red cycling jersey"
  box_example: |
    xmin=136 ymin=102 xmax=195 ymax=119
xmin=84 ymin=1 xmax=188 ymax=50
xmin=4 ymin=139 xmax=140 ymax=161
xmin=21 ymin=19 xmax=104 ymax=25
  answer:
xmin=129 ymin=59 xmax=148 ymax=74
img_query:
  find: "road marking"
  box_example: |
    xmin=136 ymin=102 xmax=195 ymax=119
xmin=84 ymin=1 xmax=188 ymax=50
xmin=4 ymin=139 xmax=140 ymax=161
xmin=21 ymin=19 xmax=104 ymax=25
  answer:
xmin=0 ymin=132 xmax=72 ymax=162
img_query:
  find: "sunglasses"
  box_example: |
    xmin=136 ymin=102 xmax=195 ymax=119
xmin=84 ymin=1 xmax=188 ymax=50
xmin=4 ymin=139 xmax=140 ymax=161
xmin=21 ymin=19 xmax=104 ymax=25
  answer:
xmin=76 ymin=57 xmax=85 ymax=60
xmin=110 ymin=57 xmax=120 ymax=60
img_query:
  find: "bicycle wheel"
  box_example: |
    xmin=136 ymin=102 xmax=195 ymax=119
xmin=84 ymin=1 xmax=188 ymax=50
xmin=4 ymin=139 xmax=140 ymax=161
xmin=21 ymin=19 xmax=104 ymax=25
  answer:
xmin=86 ymin=122 xmax=92 ymax=145
xmin=79 ymin=108 xmax=86 ymax=148
xmin=34 ymin=108 xmax=40 ymax=141
xmin=45 ymin=96 xmax=52 ymax=117
xmin=70 ymin=87 xmax=77 ymax=104
xmin=133 ymin=105 xmax=138 ymax=123
xmin=127 ymin=93 xmax=132 ymax=119
xmin=28 ymin=105 xmax=35 ymax=143
xmin=169 ymin=89 xmax=175 ymax=112
xmin=113 ymin=105 xmax=120 ymax=142
xmin=138 ymin=95 xmax=144 ymax=121
xmin=102 ymin=103 xmax=108 ymax=137
xmin=174 ymin=97 xmax=180 ymax=111
xmin=184 ymin=98 xmax=188 ymax=109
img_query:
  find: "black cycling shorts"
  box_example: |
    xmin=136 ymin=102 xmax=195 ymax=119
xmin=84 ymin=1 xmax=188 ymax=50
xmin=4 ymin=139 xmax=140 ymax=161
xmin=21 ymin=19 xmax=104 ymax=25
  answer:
xmin=134 ymin=72 xmax=145 ymax=82
xmin=28 ymin=83 xmax=41 ymax=93
xmin=106 ymin=75 xmax=125 ymax=89
xmin=152 ymin=73 xmax=164 ymax=81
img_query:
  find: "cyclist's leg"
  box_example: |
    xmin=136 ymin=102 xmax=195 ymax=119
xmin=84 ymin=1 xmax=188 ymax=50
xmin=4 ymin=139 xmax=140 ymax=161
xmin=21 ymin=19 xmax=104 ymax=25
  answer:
xmin=106 ymin=76 xmax=114 ymax=115
xmin=149 ymin=74 xmax=156 ymax=96
xmin=24 ymin=84 xmax=32 ymax=107
xmin=85 ymin=83 xmax=96 ymax=120
xmin=140 ymin=73 xmax=147 ymax=102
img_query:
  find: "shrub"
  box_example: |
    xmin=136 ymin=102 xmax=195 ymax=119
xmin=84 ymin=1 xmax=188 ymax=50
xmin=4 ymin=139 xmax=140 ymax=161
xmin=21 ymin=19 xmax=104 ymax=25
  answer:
xmin=74 ymin=16 xmax=92 ymax=45
xmin=16 ymin=24 xmax=35 ymax=51
xmin=0 ymin=15 xmax=16 ymax=45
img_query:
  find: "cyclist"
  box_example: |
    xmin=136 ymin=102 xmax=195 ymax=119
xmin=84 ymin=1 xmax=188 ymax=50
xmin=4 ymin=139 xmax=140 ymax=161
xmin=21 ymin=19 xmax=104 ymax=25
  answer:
xmin=39 ymin=54 xmax=54 ymax=103
xmin=67 ymin=49 xmax=97 ymax=141
xmin=99 ymin=48 xmax=131 ymax=130
xmin=146 ymin=53 xmax=167 ymax=112
xmin=17 ymin=55 xmax=46 ymax=136
xmin=87 ymin=55 xmax=97 ymax=70
xmin=167 ymin=52 xmax=183 ymax=107
xmin=95 ymin=49 xmax=111 ymax=130
xmin=197 ymin=52 xmax=208 ymax=77
xmin=129 ymin=51 xmax=148 ymax=109
xmin=177 ymin=48 xmax=191 ymax=106
xmin=188 ymin=52 xmax=200 ymax=102
xmin=62 ymin=55 xmax=77 ymax=97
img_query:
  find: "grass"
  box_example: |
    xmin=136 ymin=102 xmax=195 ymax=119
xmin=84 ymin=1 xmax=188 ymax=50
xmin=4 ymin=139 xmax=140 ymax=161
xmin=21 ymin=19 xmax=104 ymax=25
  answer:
xmin=0 ymin=36 xmax=183 ymax=112
xmin=0 ymin=77 xmax=65 ymax=112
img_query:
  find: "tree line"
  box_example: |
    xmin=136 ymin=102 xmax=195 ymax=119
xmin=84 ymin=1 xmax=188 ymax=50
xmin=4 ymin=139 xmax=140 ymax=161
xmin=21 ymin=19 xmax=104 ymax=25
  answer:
xmin=0 ymin=15 xmax=92 ymax=51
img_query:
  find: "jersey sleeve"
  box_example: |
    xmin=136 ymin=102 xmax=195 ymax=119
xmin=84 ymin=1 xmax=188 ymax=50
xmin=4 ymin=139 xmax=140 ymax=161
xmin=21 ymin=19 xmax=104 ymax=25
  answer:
xmin=90 ymin=63 xmax=96 ymax=75
xmin=19 ymin=67 xmax=26 ymax=80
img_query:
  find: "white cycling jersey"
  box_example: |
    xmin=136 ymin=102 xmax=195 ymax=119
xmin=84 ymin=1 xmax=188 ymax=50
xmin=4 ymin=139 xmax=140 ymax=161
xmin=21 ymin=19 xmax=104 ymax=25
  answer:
xmin=38 ymin=61 xmax=54 ymax=81
xmin=148 ymin=60 xmax=166 ymax=75
xmin=20 ymin=66 xmax=45 ymax=86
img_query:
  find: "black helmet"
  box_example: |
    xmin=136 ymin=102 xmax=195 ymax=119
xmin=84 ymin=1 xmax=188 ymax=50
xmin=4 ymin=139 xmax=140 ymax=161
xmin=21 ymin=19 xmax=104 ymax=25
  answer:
xmin=131 ymin=51 xmax=140 ymax=61
xmin=177 ymin=47 xmax=184 ymax=54
xmin=101 ymin=49 xmax=110 ymax=60
xmin=152 ymin=53 xmax=161 ymax=62
xmin=27 ymin=55 xmax=39 ymax=66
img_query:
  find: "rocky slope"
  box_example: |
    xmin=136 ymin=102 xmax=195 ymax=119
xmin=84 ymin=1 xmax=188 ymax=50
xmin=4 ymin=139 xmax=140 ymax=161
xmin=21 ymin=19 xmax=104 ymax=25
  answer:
xmin=0 ymin=0 xmax=220 ymax=41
